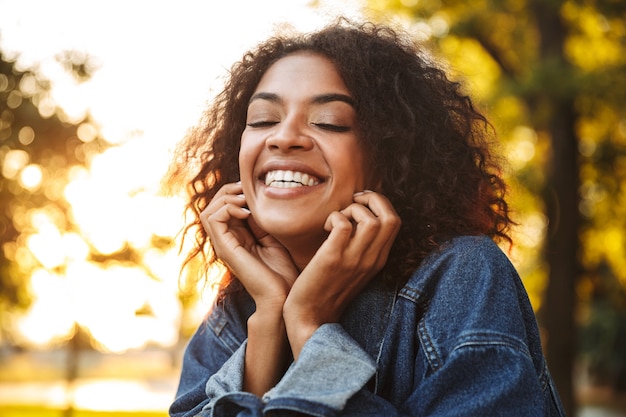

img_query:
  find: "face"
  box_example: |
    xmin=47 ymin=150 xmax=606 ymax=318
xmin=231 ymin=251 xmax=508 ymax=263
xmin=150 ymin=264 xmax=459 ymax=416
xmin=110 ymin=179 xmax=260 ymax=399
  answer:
xmin=239 ymin=52 xmax=371 ymax=250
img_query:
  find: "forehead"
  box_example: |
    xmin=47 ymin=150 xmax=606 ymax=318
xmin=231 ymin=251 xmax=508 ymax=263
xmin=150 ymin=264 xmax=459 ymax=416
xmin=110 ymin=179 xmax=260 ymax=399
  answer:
xmin=253 ymin=52 xmax=350 ymax=97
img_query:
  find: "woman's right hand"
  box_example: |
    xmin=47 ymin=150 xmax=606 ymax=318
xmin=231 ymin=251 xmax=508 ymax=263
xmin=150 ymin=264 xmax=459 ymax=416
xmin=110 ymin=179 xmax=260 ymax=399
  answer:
xmin=200 ymin=182 xmax=298 ymax=306
xmin=201 ymin=182 xmax=298 ymax=396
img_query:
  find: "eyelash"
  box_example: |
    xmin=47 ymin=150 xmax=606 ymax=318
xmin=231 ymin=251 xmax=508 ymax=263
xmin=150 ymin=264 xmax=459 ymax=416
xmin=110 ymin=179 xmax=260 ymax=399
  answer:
xmin=313 ymin=123 xmax=351 ymax=133
xmin=246 ymin=121 xmax=350 ymax=133
xmin=247 ymin=121 xmax=277 ymax=128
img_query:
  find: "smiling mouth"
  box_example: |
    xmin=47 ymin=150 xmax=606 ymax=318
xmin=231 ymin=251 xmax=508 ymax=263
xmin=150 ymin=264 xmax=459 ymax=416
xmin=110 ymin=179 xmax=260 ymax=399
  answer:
xmin=264 ymin=170 xmax=321 ymax=188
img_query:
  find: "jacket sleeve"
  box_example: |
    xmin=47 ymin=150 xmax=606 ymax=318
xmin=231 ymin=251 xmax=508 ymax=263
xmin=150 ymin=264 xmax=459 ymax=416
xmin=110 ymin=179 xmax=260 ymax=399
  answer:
xmin=338 ymin=345 xmax=552 ymax=416
xmin=171 ymin=237 xmax=561 ymax=416
xmin=336 ymin=236 xmax=562 ymax=417
xmin=171 ymin=308 xmax=550 ymax=417
xmin=169 ymin=290 xmax=255 ymax=417
xmin=260 ymin=330 xmax=550 ymax=417
xmin=326 ymin=237 xmax=561 ymax=416
xmin=170 ymin=317 xmax=379 ymax=416
xmin=260 ymin=324 xmax=377 ymax=416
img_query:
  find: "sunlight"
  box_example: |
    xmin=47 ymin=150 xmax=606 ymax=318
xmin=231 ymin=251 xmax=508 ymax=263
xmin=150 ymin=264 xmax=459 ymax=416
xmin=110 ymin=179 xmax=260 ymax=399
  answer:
xmin=72 ymin=379 xmax=174 ymax=411
xmin=1 ymin=0 xmax=365 ymax=410
xmin=507 ymin=126 xmax=538 ymax=170
xmin=2 ymin=149 xmax=29 ymax=179
xmin=26 ymin=222 xmax=65 ymax=269
xmin=66 ymin=261 xmax=181 ymax=352
xmin=13 ymin=269 xmax=74 ymax=346
xmin=515 ymin=212 xmax=548 ymax=249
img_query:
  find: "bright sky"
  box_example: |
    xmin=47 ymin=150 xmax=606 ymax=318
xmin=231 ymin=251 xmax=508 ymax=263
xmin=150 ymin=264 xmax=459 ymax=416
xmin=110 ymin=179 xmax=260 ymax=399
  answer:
xmin=0 ymin=0 xmax=365 ymax=146
xmin=0 ymin=0 xmax=365 ymax=353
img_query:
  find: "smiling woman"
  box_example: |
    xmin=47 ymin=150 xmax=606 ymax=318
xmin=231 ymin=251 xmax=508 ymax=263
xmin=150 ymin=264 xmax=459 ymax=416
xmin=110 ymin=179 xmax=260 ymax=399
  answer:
xmin=165 ymin=19 xmax=566 ymax=417
xmin=239 ymin=53 xmax=371 ymax=267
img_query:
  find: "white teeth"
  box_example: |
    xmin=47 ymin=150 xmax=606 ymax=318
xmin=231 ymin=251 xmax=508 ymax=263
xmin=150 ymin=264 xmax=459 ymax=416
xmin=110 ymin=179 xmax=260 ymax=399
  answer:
xmin=264 ymin=170 xmax=320 ymax=187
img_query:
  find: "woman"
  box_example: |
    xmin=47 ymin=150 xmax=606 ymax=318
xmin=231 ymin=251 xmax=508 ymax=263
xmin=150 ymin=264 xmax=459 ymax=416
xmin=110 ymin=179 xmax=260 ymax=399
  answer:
xmin=167 ymin=19 xmax=565 ymax=416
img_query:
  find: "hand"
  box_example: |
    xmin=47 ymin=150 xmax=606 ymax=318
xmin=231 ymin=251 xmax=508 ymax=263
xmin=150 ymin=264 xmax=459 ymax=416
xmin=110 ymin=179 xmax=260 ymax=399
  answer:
xmin=201 ymin=182 xmax=298 ymax=395
xmin=200 ymin=182 xmax=298 ymax=307
xmin=283 ymin=190 xmax=401 ymax=359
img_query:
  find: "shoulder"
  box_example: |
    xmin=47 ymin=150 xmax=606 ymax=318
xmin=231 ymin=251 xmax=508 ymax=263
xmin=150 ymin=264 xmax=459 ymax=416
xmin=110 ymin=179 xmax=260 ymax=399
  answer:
xmin=400 ymin=235 xmax=534 ymax=349
xmin=402 ymin=235 xmax=518 ymax=298
xmin=431 ymin=234 xmax=513 ymax=269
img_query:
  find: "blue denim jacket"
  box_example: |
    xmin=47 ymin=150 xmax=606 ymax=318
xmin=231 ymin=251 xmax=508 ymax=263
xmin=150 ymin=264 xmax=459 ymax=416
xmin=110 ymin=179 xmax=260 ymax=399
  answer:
xmin=170 ymin=235 xmax=566 ymax=416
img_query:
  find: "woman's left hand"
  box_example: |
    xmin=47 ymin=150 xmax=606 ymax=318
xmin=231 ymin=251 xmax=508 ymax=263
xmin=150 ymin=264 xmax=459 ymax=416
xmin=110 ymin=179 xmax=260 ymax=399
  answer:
xmin=283 ymin=191 xmax=401 ymax=360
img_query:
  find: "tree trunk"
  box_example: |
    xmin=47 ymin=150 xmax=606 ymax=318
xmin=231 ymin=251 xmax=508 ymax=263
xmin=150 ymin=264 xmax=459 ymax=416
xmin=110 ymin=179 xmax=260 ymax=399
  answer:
xmin=532 ymin=1 xmax=581 ymax=416
xmin=542 ymin=98 xmax=580 ymax=417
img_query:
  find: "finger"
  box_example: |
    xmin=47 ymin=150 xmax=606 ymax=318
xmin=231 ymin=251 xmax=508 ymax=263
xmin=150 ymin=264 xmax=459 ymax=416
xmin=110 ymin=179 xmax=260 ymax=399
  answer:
xmin=213 ymin=181 xmax=244 ymax=199
xmin=201 ymin=194 xmax=248 ymax=227
xmin=208 ymin=203 xmax=251 ymax=224
xmin=352 ymin=191 xmax=397 ymax=222
xmin=337 ymin=204 xmax=387 ymax=267
xmin=352 ymin=191 xmax=401 ymax=243
xmin=338 ymin=203 xmax=381 ymax=241
xmin=204 ymin=182 xmax=245 ymax=214
xmin=323 ymin=210 xmax=357 ymax=247
xmin=321 ymin=206 xmax=382 ymax=275
xmin=343 ymin=196 xmax=401 ymax=268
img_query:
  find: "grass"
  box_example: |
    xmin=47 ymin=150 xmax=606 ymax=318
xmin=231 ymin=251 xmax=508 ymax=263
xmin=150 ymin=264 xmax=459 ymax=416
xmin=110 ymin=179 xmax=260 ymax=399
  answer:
xmin=0 ymin=406 xmax=168 ymax=417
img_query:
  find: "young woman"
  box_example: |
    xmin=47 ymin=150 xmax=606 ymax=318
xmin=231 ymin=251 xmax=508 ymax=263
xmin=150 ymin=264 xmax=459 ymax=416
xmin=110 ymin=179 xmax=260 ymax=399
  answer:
xmin=167 ymin=19 xmax=566 ymax=417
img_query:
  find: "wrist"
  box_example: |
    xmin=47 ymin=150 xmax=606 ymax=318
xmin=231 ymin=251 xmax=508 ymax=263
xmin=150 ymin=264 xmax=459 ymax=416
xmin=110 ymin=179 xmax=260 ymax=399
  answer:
xmin=283 ymin=303 xmax=320 ymax=361
xmin=248 ymin=307 xmax=286 ymax=335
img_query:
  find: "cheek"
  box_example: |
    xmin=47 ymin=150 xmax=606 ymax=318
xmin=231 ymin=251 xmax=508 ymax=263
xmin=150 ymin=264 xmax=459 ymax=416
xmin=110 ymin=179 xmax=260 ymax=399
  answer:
xmin=238 ymin=135 xmax=256 ymax=178
xmin=238 ymin=148 xmax=256 ymax=200
xmin=339 ymin=146 xmax=369 ymax=188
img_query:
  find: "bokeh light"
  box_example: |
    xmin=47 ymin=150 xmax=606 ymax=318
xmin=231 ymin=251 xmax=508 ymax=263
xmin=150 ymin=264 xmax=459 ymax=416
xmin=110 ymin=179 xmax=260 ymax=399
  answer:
xmin=0 ymin=0 xmax=365 ymax=412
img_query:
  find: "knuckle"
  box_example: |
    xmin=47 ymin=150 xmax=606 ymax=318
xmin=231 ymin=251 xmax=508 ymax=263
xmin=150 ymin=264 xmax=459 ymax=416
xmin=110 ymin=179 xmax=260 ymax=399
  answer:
xmin=333 ymin=217 xmax=355 ymax=233
xmin=360 ymin=216 xmax=381 ymax=232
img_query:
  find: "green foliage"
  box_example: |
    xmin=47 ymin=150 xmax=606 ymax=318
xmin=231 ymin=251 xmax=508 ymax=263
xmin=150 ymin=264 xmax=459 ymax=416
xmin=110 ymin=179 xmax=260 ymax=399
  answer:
xmin=581 ymin=297 xmax=626 ymax=390
xmin=367 ymin=0 xmax=626 ymax=396
xmin=0 ymin=50 xmax=107 ymax=336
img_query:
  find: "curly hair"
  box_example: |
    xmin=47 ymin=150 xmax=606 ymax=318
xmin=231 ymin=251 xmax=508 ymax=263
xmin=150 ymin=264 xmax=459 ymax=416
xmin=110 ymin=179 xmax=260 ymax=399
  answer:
xmin=166 ymin=19 xmax=513 ymax=289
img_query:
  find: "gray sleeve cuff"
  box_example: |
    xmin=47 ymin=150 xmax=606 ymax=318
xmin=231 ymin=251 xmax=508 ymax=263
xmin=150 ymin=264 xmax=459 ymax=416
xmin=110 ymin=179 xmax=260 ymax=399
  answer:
xmin=204 ymin=340 xmax=247 ymax=406
xmin=263 ymin=323 xmax=377 ymax=411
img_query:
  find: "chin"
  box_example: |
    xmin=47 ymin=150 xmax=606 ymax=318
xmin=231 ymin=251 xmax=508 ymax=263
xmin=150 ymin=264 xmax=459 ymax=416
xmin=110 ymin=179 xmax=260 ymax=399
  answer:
xmin=255 ymin=215 xmax=325 ymax=242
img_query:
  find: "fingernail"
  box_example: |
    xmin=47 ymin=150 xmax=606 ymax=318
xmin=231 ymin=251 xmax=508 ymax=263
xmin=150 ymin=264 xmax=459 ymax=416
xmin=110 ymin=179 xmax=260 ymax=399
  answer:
xmin=353 ymin=190 xmax=373 ymax=196
xmin=241 ymin=207 xmax=251 ymax=213
xmin=237 ymin=194 xmax=245 ymax=199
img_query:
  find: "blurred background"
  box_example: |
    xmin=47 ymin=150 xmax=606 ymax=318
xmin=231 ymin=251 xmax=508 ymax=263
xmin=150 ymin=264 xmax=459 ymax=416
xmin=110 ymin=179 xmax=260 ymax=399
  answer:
xmin=0 ymin=0 xmax=624 ymax=416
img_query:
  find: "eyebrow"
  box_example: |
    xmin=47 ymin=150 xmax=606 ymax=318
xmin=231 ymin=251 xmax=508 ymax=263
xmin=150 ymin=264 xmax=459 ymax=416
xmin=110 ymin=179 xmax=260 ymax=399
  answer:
xmin=248 ymin=92 xmax=355 ymax=107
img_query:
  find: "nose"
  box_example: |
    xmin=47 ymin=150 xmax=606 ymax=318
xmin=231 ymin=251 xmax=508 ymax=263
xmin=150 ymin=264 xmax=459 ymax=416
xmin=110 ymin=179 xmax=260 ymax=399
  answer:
xmin=265 ymin=117 xmax=313 ymax=152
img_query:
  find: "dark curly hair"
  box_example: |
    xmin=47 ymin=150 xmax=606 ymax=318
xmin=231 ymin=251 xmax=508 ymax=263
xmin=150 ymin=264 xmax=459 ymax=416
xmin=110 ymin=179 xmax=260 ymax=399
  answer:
xmin=167 ymin=19 xmax=513 ymax=290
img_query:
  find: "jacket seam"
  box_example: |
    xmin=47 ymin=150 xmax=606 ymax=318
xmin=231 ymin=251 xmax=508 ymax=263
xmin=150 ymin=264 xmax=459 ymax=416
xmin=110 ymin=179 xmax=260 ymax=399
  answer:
xmin=451 ymin=332 xmax=532 ymax=358
xmin=418 ymin=316 xmax=443 ymax=371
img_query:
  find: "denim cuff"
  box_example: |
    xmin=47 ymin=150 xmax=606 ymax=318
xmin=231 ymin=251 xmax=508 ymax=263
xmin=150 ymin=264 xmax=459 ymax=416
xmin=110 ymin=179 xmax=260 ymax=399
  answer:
xmin=263 ymin=323 xmax=377 ymax=412
xmin=204 ymin=340 xmax=247 ymax=409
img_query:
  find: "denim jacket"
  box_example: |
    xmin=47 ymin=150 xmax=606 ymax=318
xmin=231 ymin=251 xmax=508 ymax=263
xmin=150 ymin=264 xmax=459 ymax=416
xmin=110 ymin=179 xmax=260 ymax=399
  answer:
xmin=170 ymin=235 xmax=566 ymax=416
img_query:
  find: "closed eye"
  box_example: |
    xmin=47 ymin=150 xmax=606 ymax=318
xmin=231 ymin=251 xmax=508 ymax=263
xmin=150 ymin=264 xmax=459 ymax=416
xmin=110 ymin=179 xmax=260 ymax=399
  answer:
xmin=313 ymin=123 xmax=351 ymax=133
xmin=246 ymin=121 xmax=278 ymax=128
